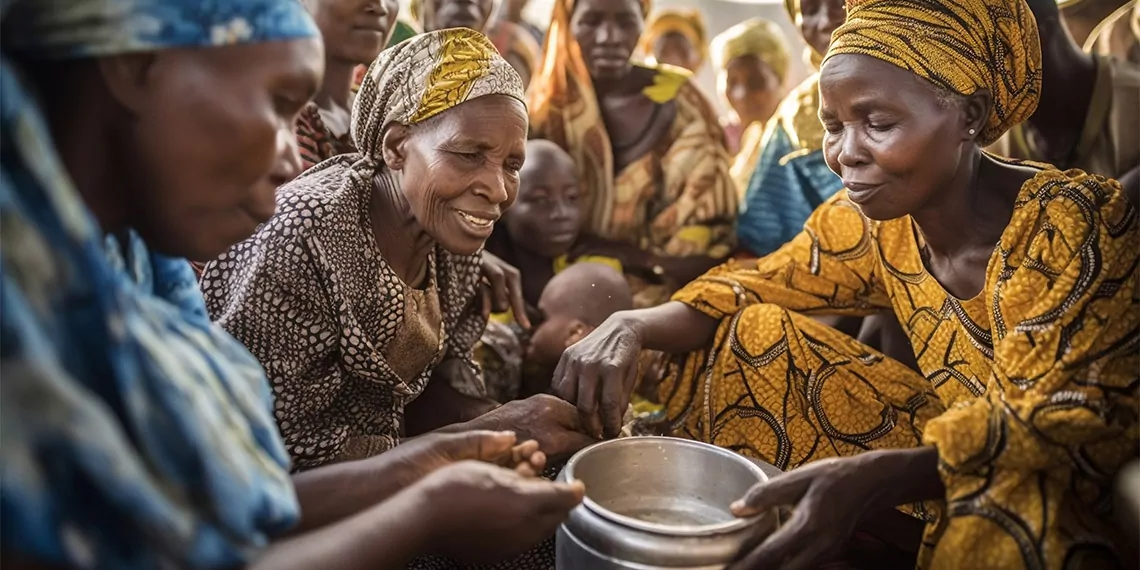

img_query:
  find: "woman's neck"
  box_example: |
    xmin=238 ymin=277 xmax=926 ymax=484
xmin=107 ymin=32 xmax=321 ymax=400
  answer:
xmin=369 ymin=169 xmax=436 ymax=286
xmin=909 ymin=150 xmax=1014 ymax=259
xmin=312 ymin=57 xmax=357 ymax=112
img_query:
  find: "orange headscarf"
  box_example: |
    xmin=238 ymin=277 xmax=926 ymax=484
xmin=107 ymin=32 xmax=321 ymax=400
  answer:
xmin=528 ymin=0 xmax=653 ymax=235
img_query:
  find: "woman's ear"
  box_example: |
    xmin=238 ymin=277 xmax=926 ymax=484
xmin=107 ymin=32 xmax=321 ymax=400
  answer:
xmin=962 ymin=89 xmax=992 ymax=142
xmin=381 ymin=123 xmax=411 ymax=170
xmin=97 ymin=53 xmax=156 ymax=114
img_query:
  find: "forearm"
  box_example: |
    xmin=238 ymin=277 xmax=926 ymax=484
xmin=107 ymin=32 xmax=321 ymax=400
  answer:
xmin=621 ymin=301 xmax=719 ymax=355
xmin=863 ymin=446 xmax=945 ymax=508
xmin=252 ymin=486 xmax=431 ymax=570
xmin=289 ymin=455 xmax=410 ymax=534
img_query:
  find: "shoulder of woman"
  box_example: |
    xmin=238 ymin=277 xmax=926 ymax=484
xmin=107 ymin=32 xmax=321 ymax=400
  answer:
xmin=1007 ymin=168 xmax=1136 ymax=256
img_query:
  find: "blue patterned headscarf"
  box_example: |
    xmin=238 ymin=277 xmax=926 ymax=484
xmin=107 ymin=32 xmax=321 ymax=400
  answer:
xmin=0 ymin=1 xmax=316 ymax=569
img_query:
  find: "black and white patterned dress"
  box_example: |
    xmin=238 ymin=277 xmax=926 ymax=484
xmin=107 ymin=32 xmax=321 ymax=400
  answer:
xmin=201 ymin=160 xmax=486 ymax=472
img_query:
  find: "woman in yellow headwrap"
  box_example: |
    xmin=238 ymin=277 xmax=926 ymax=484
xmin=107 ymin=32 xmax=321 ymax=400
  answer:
xmin=735 ymin=0 xmax=846 ymax=258
xmin=203 ymin=28 xmax=595 ymax=476
xmin=709 ymin=18 xmax=791 ymax=193
xmin=638 ymin=8 xmax=709 ymax=73
xmin=552 ymin=0 xmax=1139 ymax=567
xmin=528 ymin=0 xmax=737 ymax=309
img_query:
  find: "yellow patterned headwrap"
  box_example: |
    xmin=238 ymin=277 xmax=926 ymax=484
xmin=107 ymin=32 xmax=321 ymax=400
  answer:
xmin=825 ymin=0 xmax=1042 ymax=146
xmin=638 ymin=9 xmax=709 ymax=66
xmin=710 ymin=18 xmax=790 ymax=83
xmin=351 ymin=28 xmax=525 ymax=160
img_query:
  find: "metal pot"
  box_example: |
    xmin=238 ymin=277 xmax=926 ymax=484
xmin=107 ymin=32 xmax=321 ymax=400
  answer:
xmin=555 ymin=437 xmax=775 ymax=570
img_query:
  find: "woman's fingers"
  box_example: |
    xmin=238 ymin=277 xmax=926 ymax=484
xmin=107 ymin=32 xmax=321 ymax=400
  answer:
xmin=438 ymin=430 xmax=518 ymax=463
xmin=599 ymin=361 xmax=630 ymax=438
xmin=731 ymin=472 xmax=809 ymax=517
xmin=729 ymin=506 xmax=814 ymax=569
xmin=551 ymin=355 xmax=576 ymax=401
xmin=575 ymin=365 xmax=602 ymax=438
xmin=509 ymin=440 xmax=540 ymax=466
xmin=503 ymin=265 xmax=530 ymax=330
xmin=484 ymin=263 xmax=510 ymax=314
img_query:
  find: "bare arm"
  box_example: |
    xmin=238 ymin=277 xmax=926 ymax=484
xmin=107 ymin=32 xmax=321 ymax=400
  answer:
xmin=622 ymin=301 xmax=720 ymax=354
xmin=250 ymin=486 xmax=430 ymax=570
xmin=288 ymin=456 xmax=412 ymax=534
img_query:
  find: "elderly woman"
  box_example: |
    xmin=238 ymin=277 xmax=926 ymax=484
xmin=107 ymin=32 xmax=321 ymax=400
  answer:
xmin=0 ymin=4 xmax=581 ymax=570
xmin=202 ymin=29 xmax=594 ymax=474
xmin=709 ymin=18 xmax=792 ymax=192
xmin=638 ymin=8 xmax=709 ymax=73
xmin=735 ymin=0 xmax=846 ymax=259
xmin=553 ymin=0 xmax=1139 ymax=567
xmin=529 ymin=0 xmax=737 ymax=308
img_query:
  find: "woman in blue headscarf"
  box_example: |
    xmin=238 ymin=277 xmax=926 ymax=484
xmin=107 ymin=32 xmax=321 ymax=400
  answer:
xmin=0 ymin=1 xmax=582 ymax=569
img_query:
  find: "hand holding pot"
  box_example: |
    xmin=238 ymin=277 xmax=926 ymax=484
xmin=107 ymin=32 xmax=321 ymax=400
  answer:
xmin=418 ymin=461 xmax=586 ymax=564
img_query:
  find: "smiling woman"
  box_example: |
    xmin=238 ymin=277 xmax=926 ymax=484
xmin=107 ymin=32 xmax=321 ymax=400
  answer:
xmin=550 ymin=0 xmax=1139 ymax=567
xmin=202 ymin=28 xmax=529 ymax=471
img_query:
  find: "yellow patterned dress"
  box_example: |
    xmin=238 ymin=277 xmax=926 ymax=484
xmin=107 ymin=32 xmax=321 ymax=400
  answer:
xmin=661 ymin=168 xmax=1138 ymax=568
xmin=529 ymin=0 xmax=737 ymax=308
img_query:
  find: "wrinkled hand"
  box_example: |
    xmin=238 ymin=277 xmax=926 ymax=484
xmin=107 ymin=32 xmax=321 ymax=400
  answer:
xmin=419 ymin=460 xmax=586 ymax=564
xmin=552 ymin=314 xmax=643 ymax=438
xmin=480 ymin=251 xmax=530 ymax=329
xmin=379 ymin=431 xmax=547 ymax=490
xmin=728 ymin=457 xmax=882 ymax=570
xmin=469 ymin=394 xmax=598 ymax=463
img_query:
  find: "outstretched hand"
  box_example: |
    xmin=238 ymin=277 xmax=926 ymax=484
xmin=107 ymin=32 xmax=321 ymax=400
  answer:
xmin=380 ymin=430 xmax=547 ymax=490
xmin=729 ymin=450 xmax=941 ymax=570
xmin=551 ymin=314 xmax=643 ymax=439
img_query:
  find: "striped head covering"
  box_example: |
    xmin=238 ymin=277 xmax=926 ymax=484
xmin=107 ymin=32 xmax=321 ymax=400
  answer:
xmin=825 ymin=0 xmax=1042 ymax=146
xmin=0 ymin=1 xmax=316 ymax=569
xmin=352 ymin=27 xmax=525 ymax=163
xmin=639 ymin=8 xmax=708 ymax=67
xmin=710 ymin=18 xmax=791 ymax=84
xmin=2 ymin=0 xmax=317 ymax=58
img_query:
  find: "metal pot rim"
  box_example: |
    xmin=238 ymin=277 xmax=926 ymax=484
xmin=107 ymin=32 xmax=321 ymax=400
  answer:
xmin=562 ymin=436 xmax=768 ymax=537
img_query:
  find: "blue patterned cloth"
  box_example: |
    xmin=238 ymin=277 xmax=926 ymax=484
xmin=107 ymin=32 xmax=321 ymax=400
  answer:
xmin=736 ymin=122 xmax=845 ymax=258
xmin=0 ymin=1 xmax=317 ymax=569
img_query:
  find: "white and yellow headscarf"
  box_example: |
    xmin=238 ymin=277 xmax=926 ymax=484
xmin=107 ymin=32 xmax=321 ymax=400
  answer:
xmin=351 ymin=27 xmax=526 ymax=163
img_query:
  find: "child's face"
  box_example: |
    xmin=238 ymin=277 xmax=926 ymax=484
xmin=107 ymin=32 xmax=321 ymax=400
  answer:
xmin=503 ymin=145 xmax=583 ymax=258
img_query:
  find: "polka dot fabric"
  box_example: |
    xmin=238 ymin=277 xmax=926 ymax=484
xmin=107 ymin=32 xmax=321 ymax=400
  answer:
xmin=201 ymin=164 xmax=486 ymax=471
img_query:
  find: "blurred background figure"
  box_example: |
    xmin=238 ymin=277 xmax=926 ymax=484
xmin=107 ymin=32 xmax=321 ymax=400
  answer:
xmin=988 ymin=0 xmax=1139 ymax=203
xmin=410 ymin=0 xmax=496 ymax=32
xmin=638 ymin=8 xmax=710 ymax=73
xmin=710 ymin=18 xmax=790 ymax=181
xmin=1083 ymin=0 xmax=1139 ymax=62
xmin=497 ymin=0 xmax=546 ymax=43
xmin=487 ymin=17 xmax=543 ymax=90
xmin=1060 ymin=0 xmax=1131 ymax=47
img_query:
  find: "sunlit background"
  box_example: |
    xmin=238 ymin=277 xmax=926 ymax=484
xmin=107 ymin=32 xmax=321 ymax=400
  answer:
xmin=394 ymin=0 xmax=814 ymax=113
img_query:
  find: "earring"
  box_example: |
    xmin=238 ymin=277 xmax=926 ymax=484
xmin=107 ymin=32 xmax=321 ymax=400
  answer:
xmin=969 ymin=128 xmax=977 ymax=135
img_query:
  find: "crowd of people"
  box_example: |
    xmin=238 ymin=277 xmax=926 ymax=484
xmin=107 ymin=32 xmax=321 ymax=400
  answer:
xmin=1 ymin=0 xmax=1137 ymax=569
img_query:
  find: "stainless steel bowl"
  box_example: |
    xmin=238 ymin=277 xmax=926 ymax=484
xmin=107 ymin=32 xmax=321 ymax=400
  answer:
xmin=556 ymin=437 xmax=775 ymax=570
